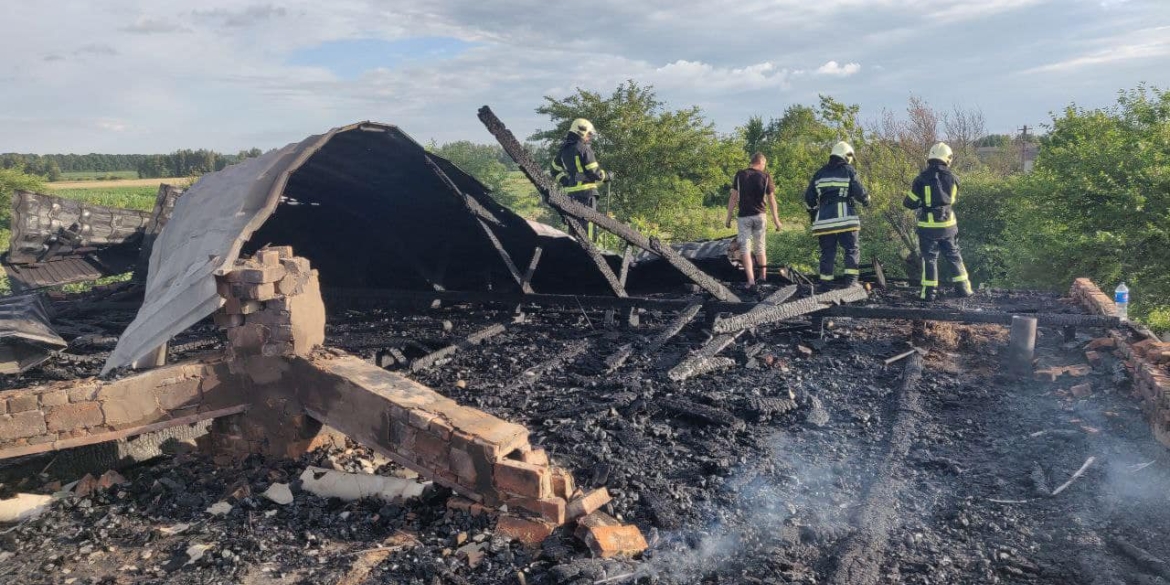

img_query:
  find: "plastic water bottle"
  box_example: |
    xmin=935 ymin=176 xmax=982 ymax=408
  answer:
xmin=1114 ymin=282 xmax=1129 ymax=322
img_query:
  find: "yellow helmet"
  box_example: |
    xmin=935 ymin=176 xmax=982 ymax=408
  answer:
xmin=831 ymin=141 xmax=855 ymax=162
xmin=570 ymin=118 xmax=596 ymax=138
xmin=928 ymin=142 xmax=953 ymax=165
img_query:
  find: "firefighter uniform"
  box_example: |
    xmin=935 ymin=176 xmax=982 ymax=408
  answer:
xmin=804 ymin=144 xmax=870 ymax=288
xmin=551 ymin=128 xmax=609 ymax=210
xmin=903 ymin=144 xmax=973 ymax=301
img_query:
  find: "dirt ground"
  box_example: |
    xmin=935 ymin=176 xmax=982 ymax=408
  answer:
xmin=2 ymin=285 xmax=1168 ymax=585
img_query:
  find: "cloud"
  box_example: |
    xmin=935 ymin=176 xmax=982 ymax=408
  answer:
xmin=651 ymin=60 xmax=793 ymax=92
xmin=73 ymin=44 xmax=118 ymax=57
xmin=1021 ymin=26 xmax=1170 ymax=74
xmin=192 ymin=5 xmax=289 ymax=28
xmin=120 ymin=18 xmax=191 ymax=34
xmin=96 ymin=119 xmax=127 ymax=132
xmin=42 ymin=54 xmax=64 ymax=62
xmin=815 ymin=60 xmax=861 ymax=77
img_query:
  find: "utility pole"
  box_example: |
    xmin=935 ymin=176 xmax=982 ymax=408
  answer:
xmin=1018 ymin=125 xmax=1030 ymax=170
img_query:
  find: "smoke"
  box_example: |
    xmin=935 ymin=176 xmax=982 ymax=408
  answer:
xmin=630 ymin=432 xmax=857 ymax=583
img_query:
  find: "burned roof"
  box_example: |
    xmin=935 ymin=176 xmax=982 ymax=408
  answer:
xmin=103 ymin=122 xmax=616 ymax=373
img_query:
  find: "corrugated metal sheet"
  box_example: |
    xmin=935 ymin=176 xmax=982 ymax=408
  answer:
xmin=7 ymin=191 xmax=151 ymax=264
xmin=0 ymin=294 xmax=67 ymax=374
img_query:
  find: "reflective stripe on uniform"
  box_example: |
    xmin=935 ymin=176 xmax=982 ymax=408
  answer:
xmin=575 ymin=156 xmax=584 ymax=173
xmin=584 ymin=161 xmax=600 ymax=170
xmin=924 ymin=185 xmax=932 ymax=207
xmin=843 ymin=268 xmax=860 ymax=275
xmin=564 ymin=183 xmax=599 ymax=193
xmin=950 ymin=183 xmax=958 ymax=205
xmin=906 ymin=191 xmax=920 ymax=202
xmin=820 ymin=274 xmax=835 ymax=281
xmin=815 ymin=180 xmax=850 ymax=188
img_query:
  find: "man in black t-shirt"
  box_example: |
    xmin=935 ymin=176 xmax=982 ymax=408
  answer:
xmin=725 ymin=152 xmax=783 ymax=288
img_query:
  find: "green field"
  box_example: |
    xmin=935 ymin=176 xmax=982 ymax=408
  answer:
xmin=59 ymin=170 xmax=139 ymax=181
xmin=43 ymin=186 xmax=159 ymax=211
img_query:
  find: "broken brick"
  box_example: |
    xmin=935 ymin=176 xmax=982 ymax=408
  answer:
xmin=495 ymin=515 xmax=555 ymax=545
xmin=581 ymin=524 xmax=648 ymax=559
xmin=508 ymin=496 xmax=566 ymax=525
xmin=494 ymin=459 xmax=552 ymax=499
xmin=574 ymin=511 xmax=622 ymax=541
xmin=550 ymin=468 xmax=575 ymax=500
xmin=1085 ymin=351 xmax=1102 ymax=365
xmin=1071 ymin=383 xmax=1093 ymax=398
xmin=566 ymin=487 xmax=612 ymax=520
xmin=1086 ymin=337 xmax=1115 ymax=350
xmin=519 ymin=448 xmax=549 ymax=466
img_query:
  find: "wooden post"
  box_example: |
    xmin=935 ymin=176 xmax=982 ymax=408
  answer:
xmin=1009 ymin=316 xmax=1038 ymax=375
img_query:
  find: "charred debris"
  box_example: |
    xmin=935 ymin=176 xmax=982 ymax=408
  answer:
xmin=0 ymin=110 xmax=1164 ymax=585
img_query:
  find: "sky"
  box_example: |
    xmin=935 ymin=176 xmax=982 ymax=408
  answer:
xmin=1 ymin=0 xmax=1168 ymax=154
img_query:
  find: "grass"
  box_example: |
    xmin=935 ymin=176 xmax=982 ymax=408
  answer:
xmin=47 ymin=177 xmax=188 ymax=190
xmin=42 ymin=186 xmax=160 ymax=211
xmin=59 ymin=170 xmax=139 ymax=181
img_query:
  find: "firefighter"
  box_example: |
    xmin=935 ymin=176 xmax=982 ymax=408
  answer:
xmin=551 ymin=118 xmax=611 ymax=238
xmin=804 ymin=141 xmax=870 ymax=290
xmin=904 ymin=142 xmax=974 ymax=301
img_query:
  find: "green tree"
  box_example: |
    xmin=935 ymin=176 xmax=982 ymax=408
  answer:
xmin=1001 ymin=84 xmax=1170 ymax=320
xmin=429 ymin=141 xmax=510 ymax=195
xmin=531 ymin=81 xmax=743 ymax=240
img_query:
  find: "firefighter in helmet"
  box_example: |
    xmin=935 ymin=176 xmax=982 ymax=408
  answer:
xmin=903 ymin=142 xmax=974 ymax=301
xmin=804 ymin=141 xmax=870 ymax=289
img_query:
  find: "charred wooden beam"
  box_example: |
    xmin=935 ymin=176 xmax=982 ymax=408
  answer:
xmin=713 ymin=285 xmax=868 ymax=334
xmin=604 ymin=343 xmax=635 ymax=373
xmin=477 ymin=106 xmax=740 ymax=302
xmin=821 ymin=305 xmax=1121 ymax=328
xmin=665 ymin=356 xmax=737 ymax=382
xmin=657 ymin=396 xmax=744 ymax=428
xmin=666 ymin=285 xmax=797 ymax=381
xmin=324 ymin=287 xmax=751 ymax=314
xmin=409 ymin=323 xmax=506 ymax=372
xmin=562 ymin=215 xmax=628 ymax=298
xmin=521 ymin=246 xmax=543 ymax=293
xmin=504 ymin=338 xmax=591 ymax=391
xmin=647 ymin=301 xmax=703 ymax=352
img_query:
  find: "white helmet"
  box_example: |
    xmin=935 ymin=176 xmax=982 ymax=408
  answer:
xmin=928 ymin=142 xmax=954 ymax=165
xmin=831 ymin=141 xmax=855 ymax=162
xmin=570 ymin=118 xmax=596 ymax=138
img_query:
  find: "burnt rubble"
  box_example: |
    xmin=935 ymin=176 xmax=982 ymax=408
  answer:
xmin=1 ymin=114 xmax=1169 ymax=585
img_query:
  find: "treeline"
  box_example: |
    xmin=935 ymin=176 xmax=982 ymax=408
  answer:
xmin=0 ymin=149 xmax=265 ymax=180
xmin=135 ymin=148 xmax=264 ymax=178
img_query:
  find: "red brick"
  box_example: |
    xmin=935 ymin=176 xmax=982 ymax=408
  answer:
xmin=255 ymin=249 xmax=283 ymax=266
xmin=494 ymin=460 xmax=552 ymax=499
xmin=574 ymin=511 xmax=622 ymax=541
xmin=389 ymin=419 xmax=417 ymax=451
xmin=233 ymin=282 xmax=276 ymax=301
xmin=582 ymin=524 xmax=648 ymax=559
xmin=40 ymin=390 xmax=68 ymax=408
xmin=45 ymin=402 xmax=104 ymax=432
xmin=495 ymin=515 xmax=555 ymax=545
xmin=566 ymin=488 xmax=612 ymax=520
xmin=6 ymin=393 xmax=39 ymax=413
xmin=227 ymin=323 xmax=268 ymax=350
xmin=155 ymin=379 xmax=201 ymax=411
xmin=450 ymin=448 xmax=478 ymax=483
xmin=1086 ymin=338 xmax=1115 ymax=350
xmin=1085 ymin=351 xmax=1102 ymax=365
xmin=509 ymin=496 xmax=566 ymax=525
xmin=408 ymin=409 xmax=436 ymax=430
xmin=238 ymin=265 xmax=287 ymax=284
xmin=0 ymin=410 xmax=47 ymax=441
xmin=429 ymin=417 xmax=453 ymax=440
xmin=414 ymin=431 xmax=450 ymax=467
xmin=261 ymin=246 xmax=294 ymax=260
xmin=519 ymin=448 xmax=550 ymax=466
xmin=550 ymin=468 xmax=575 ymax=500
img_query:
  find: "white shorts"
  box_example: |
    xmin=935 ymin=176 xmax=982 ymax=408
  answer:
xmin=736 ymin=214 xmax=766 ymax=255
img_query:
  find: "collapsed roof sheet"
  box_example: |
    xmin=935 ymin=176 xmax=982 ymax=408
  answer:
xmin=103 ymin=122 xmax=614 ymax=373
xmin=0 ymin=294 xmax=67 ymax=374
xmin=3 ymin=191 xmax=152 ymax=290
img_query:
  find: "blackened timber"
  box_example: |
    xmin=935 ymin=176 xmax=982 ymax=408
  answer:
xmin=477 ymin=105 xmax=740 ymax=303
xmin=658 ymin=396 xmax=744 ymax=428
xmin=425 ymin=157 xmax=528 ymax=292
xmin=409 ymin=323 xmax=506 ymax=372
xmin=505 ymin=339 xmax=591 ymax=391
xmin=666 ymin=356 xmax=737 ymax=382
xmin=564 ymin=216 xmax=628 ymax=297
xmin=323 ymin=287 xmax=751 ymax=314
xmin=821 ymin=305 xmax=1120 ymax=328
xmin=647 ymin=302 xmax=703 ymax=352
xmin=713 ymin=285 xmax=868 ymax=334
xmin=666 ymin=285 xmax=797 ymax=381
xmin=521 ymin=247 xmax=543 ymax=292
xmin=604 ymin=343 xmax=635 ymax=373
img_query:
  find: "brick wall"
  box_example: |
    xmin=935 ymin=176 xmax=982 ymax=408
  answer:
xmin=1071 ymin=278 xmax=1170 ymax=448
xmin=0 ymin=361 xmax=246 ymax=459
